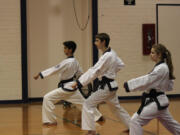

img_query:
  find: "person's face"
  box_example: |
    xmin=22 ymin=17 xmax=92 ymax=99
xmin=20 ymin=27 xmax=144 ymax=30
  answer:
xmin=150 ymin=48 xmax=161 ymax=62
xmin=94 ymin=38 xmax=104 ymax=50
xmin=64 ymin=46 xmax=72 ymax=56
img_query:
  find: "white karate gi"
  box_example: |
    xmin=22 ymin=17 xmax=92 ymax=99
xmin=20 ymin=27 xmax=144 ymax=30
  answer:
xmin=40 ymin=56 xmax=102 ymax=124
xmin=77 ymin=48 xmax=131 ymax=130
xmin=126 ymin=61 xmax=180 ymax=135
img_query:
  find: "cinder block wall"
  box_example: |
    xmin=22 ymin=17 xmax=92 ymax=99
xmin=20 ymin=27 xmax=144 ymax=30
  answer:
xmin=98 ymin=0 xmax=180 ymax=96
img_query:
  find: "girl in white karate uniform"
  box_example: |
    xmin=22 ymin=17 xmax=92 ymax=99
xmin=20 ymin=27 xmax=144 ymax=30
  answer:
xmin=34 ymin=41 xmax=102 ymax=126
xmin=72 ymin=33 xmax=130 ymax=135
xmin=124 ymin=44 xmax=180 ymax=135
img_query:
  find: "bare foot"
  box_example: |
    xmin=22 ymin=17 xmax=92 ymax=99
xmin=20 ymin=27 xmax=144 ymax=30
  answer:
xmin=96 ymin=116 xmax=105 ymax=122
xmin=86 ymin=131 xmax=97 ymax=135
xmin=43 ymin=122 xmax=57 ymax=127
xmin=122 ymin=129 xmax=129 ymax=133
xmin=96 ymin=116 xmax=105 ymax=125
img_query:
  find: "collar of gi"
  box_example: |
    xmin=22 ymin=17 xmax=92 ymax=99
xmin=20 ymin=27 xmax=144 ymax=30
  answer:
xmin=103 ymin=47 xmax=111 ymax=55
xmin=148 ymin=60 xmax=164 ymax=74
xmin=67 ymin=56 xmax=74 ymax=59
xmin=154 ymin=60 xmax=164 ymax=67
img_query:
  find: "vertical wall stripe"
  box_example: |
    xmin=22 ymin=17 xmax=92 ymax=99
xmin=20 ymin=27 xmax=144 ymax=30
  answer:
xmin=92 ymin=0 xmax=99 ymax=91
xmin=20 ymin=0 xmax=28 ymax=102
xmin=156 ymin=4 xmax=159 ymax=44
xmin=92 ymin=0 xmax=98 ymax=65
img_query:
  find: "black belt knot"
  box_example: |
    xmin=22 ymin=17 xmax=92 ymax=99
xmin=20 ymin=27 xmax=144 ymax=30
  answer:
xmin=137 ymin=89 xmax=168 ymax=115
xmin=58 ymin=77 xmax=76 ymax=92
xmin=58 ymin=77 xmax=74 ymax=88
xmin=99 ymin=76 xmax=114 ymax=89
xmin=98 ymin=76 xmax=118 ymax=91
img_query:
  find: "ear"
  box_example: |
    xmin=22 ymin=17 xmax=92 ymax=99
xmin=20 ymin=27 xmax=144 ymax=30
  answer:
xmin=158 ymin=53 xmax=162 ymax=59
xmin=69 ymin=49 xmax=73 ymax=54
xmin=102 ymin=40 xmax=106 ymax=46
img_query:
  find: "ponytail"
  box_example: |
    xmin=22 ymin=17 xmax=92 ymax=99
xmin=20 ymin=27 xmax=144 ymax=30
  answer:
xmin=152 ymin=44 xmax=175 ymax=80
xmin=164 ymin=49 xmax=175 ymax=80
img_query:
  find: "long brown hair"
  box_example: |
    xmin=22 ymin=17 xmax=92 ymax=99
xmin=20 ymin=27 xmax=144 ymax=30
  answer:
xmin=152 ymin=44 xmax=175 ymax=80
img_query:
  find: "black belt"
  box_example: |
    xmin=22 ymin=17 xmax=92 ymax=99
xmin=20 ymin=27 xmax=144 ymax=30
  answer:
xmin=137 ymin=89 xmax=168 ymax=115
xmin=58 ymin=77 xmax=76 ymax=92
xmin=99 ymin=76 xmax=118 ymax=91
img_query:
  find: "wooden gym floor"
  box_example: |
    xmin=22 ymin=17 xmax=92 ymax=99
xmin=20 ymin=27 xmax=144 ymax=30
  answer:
xmin=0 ymin=98 xmax=180 ymax=135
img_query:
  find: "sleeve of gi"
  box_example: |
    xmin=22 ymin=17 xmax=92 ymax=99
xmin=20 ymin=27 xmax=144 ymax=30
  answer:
xmin=40 ymin=60 xmax=68 ymax=78
xmin=75 ymin=64 xmax=83 ymax=79
xmin=127 ymin=66 xmax=166 ymax=92
xmin=115 ymin=57 xmax=125 ymax=72
xmin=166 ymin=79 xmax=174 ymax=91
xmin=78 ymin=53 xmax=111 ymax=86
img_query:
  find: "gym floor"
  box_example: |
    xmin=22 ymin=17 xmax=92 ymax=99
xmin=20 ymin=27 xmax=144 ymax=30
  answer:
xmin=0 ymin=98 xmax=180 ymax=135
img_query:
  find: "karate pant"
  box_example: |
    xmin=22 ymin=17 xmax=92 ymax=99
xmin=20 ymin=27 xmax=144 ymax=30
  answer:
xmin=130 ymin=102 xmax=180 ymax=135
xmin=82 ymin=86 xmax=130 ymax=130
xmin=42 ymin=87 xmax=102 ymax=124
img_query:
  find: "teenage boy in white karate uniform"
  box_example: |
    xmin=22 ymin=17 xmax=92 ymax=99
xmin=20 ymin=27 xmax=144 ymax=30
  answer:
xmin=34 ymin=41 xmax=102 ymax=126
xmin=72 ymin=33 xmax=130 ymax=135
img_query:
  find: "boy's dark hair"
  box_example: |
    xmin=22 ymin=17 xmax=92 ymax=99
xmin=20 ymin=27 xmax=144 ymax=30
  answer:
xmin=95 ymin=33 xmax=110 ymax=47
xmin=63 ymin=41 xmax=77 ymax=53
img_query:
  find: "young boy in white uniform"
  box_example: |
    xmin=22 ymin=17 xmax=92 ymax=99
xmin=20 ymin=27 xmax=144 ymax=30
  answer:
xmin=72 ymin=33 xmax=130 ymax=135
xmin=124 ymin=44 xmax=180 ymax=135
xmin=34 ymin=41 xmax=102 ymax=126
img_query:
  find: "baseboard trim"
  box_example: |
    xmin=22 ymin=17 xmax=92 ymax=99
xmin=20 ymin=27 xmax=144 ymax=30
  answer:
xmin=118 ymin=96 xmax=141 ymax=100
xmin=1 ymin=94 xmax=180 ymax=104
xmin=118 ymin=94 xmax=180 ymax=100
xmin=28 ymin=97 xmax=43 ymax=102
xmin=0 ymin=97 xmax=43 ymax=104
xmin=0 ymin=100 xmax=24 ymax=104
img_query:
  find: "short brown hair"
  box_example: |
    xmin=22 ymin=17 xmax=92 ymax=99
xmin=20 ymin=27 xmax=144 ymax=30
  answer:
xmin=95 ymin=33 xmax=110 ymax=47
